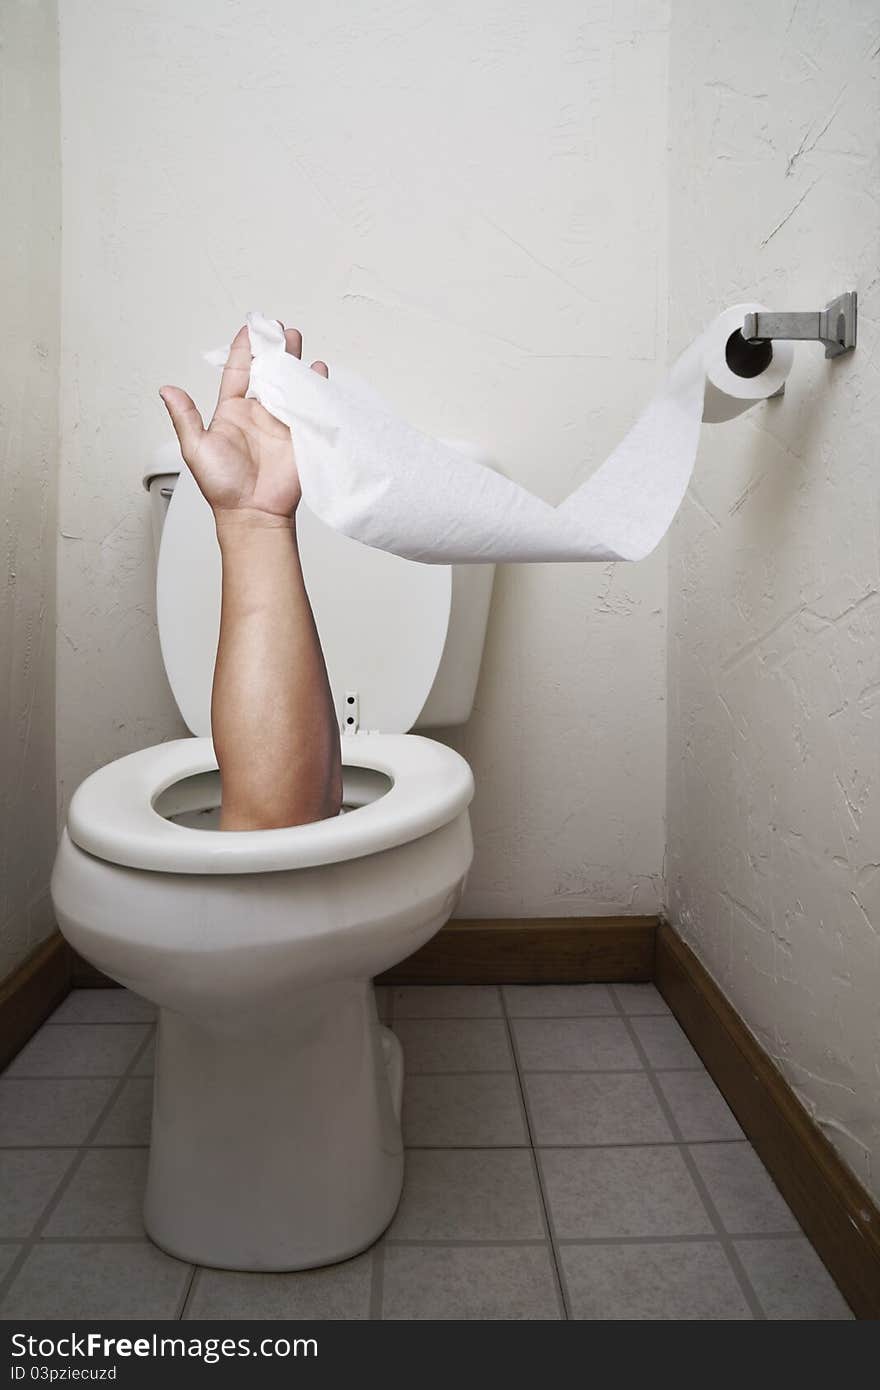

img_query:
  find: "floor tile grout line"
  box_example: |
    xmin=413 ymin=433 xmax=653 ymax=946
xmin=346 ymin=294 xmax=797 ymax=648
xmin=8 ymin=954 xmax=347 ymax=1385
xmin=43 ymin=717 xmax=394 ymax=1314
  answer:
xmin=0 ymin=1137 xmax=752 ymax=1152
xmin=0 ymin=1139 xmax=750 ymax=1150
xmin=608 ymin=991 xmax=767 ymax=1321
xmin=499 ymin=989 xmax=569 ymax=1321
xmin=391 ymin=1012 xmax=671 ymax=1022
xmin=177 ymin=1266 xmax=201 ymax=1320
xmin=0 ymin=1229 xmax=807 ymax=1249
xmin=39 ymin=1005 xmax=678 ymax=1028
xmin=0 ymin=1025 xmax=166 ymax=1310
xmin=554 ymin=1230 xmax=807 ymax=1247
xmin=391 ymin=1066 xmax=709 ymax=1078
xmin=0 ymin=1143 xmax=151 ymax=1151
xmin=3 ymin=1074 xmax=155 ymax=1083
xmin=3 ymin=1065 xmax=707 ymax=1080
xmin=43 ymin=1019 xmax=158 ymax=1027
xmin=401 ymin=1138 xmax=749 ymax=1150
xmin=496 ymin=983 xmax=542 ymax=1155
xmin=0 ymin=1137 xmax=754 ymax=1164
xmin=382 ymin=1232 xmax=798 ymax=1248
xmin=609 ymin=984 xmax=670 ymax=1012
xmin=384 ymin=1238 xmax=559 ymax=1249
xmin=0 ymin=1236 xmax=151 ymax=1246
xmin=369 ymin=1241 xmax=386 ymax=1320
xmin=511 ymin=1065 xmax=703 ymax=1076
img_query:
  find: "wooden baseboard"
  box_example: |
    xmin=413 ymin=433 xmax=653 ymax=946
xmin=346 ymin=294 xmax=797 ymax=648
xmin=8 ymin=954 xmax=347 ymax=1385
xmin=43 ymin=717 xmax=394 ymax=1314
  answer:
xmin=69 ymin=949 xmax=117 ymax=988
xmin=0 ymin=933 xmax=71 ymax=1071
xmin=20 ymin=919 xmax=658 ymax=994
xmin=655 ymin=921 xmax=880 ymax=1320
xmin=376 ymin=915 xmax=657 ymax=984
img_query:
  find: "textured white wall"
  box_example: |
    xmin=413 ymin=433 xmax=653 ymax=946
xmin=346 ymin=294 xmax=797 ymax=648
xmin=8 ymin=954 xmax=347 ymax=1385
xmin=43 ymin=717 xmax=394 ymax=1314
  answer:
xmin=0 ymin=1 xmax=60 ymax=979
xmin=57 ymin=0 xmax=671 ymax=917
xmin=667 ymin=1 xmax=880 ymax=1198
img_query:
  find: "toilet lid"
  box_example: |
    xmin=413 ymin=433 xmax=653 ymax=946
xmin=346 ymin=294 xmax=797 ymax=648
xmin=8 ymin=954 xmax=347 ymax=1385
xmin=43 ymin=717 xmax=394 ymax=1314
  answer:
xmin=156 ymin=465 xmax=452 ymax=737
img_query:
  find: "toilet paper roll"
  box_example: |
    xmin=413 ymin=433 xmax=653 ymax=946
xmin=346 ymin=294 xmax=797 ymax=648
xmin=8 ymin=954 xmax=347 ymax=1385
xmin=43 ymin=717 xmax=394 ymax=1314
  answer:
xmin=701 ymin=303 xmax=794 ymax=424
xmin=202 ymin=301 xmax=791 ymax=565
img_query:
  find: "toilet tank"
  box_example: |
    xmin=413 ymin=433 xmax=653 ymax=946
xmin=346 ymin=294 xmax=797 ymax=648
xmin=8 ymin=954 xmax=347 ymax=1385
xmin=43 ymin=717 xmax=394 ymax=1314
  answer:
xmin=144 ymin=440 xmax=495 ymax=731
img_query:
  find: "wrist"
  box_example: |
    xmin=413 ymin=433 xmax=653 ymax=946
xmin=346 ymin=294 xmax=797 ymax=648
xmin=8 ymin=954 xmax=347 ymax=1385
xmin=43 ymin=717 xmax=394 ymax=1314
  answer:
xmin=214 ymin=507 xmax=295 ymax=542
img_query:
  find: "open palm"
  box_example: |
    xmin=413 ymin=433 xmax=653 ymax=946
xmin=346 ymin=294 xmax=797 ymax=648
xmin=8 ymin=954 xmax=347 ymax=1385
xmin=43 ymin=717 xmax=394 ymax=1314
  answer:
xmin=160 ymin=323 xmax=328 ymax=520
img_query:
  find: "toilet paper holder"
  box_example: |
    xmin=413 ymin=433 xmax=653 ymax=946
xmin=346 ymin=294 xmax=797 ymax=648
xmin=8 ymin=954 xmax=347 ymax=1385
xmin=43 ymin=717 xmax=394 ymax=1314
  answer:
xmin=742 ymin=291 xmax=857 ymax=359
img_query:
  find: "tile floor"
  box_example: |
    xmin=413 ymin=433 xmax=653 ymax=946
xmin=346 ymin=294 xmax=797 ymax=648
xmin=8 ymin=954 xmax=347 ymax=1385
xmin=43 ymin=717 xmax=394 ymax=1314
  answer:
xmin=0 ymin=984 xmax=853 ymax=1320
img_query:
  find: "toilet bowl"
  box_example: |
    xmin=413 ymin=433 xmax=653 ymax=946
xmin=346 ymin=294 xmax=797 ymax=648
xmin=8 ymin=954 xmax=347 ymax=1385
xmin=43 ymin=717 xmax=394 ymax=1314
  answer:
xmin=50 ymin=444 xmax=495 ymax=1271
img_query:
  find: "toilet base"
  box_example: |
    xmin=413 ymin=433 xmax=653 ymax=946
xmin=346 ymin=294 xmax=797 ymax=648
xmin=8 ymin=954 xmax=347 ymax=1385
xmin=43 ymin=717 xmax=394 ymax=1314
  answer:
xmin=143 ymin=982 xmax=404 ymax=1271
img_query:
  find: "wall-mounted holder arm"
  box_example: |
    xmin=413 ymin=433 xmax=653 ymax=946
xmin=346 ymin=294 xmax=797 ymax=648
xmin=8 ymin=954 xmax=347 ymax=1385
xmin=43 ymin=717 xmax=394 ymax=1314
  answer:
xmin=742 ymin=291 xmax=857 ymax=359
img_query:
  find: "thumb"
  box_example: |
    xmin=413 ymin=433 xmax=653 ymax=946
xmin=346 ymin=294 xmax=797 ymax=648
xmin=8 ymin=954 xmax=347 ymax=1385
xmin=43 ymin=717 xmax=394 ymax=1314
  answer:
xmin=159 ymin=386 xmax=205 ymax=462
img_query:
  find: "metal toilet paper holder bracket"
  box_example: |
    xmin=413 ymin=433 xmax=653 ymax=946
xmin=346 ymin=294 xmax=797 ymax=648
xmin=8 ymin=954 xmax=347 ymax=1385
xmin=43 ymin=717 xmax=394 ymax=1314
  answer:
xmin=742 ymin=291 xmax=857 ymax=359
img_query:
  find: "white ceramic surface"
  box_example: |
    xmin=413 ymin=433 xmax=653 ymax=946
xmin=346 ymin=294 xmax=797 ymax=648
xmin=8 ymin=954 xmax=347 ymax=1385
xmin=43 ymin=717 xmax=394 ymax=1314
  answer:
xmin=52 ymin=808 xmax=473 ymax=1268
xmin=67 ymin=732 xmax=474 ymax=874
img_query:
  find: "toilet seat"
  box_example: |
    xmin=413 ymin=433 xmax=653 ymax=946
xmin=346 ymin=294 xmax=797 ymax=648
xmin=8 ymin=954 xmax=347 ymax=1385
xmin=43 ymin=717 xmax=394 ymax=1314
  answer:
xmin=67 ymin=733 xmax=474 ymax=875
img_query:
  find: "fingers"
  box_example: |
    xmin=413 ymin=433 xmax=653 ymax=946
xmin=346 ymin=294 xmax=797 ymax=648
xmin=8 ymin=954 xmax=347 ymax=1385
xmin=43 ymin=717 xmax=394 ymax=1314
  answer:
xmin=283 ymin=326 xmax=303 ymax=359
xmin=216 ymin=324 xmax=252 ymax=406
xmin=282 ymin=326 xmax=327 ymax=376
xmin=210 ymin=320 xmax=327 ymax=419
xmin=159 ymin=387 xmax=206 ymax=461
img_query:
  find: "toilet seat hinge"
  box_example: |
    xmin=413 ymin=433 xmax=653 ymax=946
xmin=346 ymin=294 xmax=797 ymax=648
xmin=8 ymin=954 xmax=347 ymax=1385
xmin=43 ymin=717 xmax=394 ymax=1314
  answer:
xmin=342 ymin=690 xmax=360 ymax=735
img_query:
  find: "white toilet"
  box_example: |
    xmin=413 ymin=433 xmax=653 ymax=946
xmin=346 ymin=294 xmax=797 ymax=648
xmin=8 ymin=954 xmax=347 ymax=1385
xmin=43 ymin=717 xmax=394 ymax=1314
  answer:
xmin=50 ymin=442 xmax=495 ymax=1272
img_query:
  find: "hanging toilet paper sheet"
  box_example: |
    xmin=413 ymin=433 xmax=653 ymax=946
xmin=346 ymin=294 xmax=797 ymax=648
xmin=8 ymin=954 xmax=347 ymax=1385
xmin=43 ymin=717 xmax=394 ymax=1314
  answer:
xmin=204 ymin=303 xmax=792 ymax=565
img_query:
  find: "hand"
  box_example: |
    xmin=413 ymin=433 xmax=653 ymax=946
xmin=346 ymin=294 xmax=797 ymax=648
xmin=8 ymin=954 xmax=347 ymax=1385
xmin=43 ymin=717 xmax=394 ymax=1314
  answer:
xmin=159 ymin=324 xmax=328 ymax=524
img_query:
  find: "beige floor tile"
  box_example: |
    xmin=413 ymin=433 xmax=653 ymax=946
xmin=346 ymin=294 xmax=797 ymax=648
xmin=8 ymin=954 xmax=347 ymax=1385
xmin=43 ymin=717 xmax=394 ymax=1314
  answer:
xmin=49 ymin=989 xmax=156 ymax=1024
xmin=4 ymin=1026 xmax=151 ymax=1079
xmin=611 ymin=984 xmax=670 ymax=1015
xmin=656 ymin=1072 xmax=744 ymax=1141
xmin=561 ymin=1241 xmax=753 ymax=1320
xmin=402 ymin=1073 xmax=527 ymax=1147
xmin=393 ymin=1019 xmax=511 ymax=1072
xmin=382 ymin=1245 xmax=561 ymax=1319
xmin=0 ymin=1151 xmax=77 ymax=1238
xmin=513 ymin=1017 xmax=641 ymax=1072
xmin=0 ymin=1080 xmax=116 ymax=1146
xmin=392 ymin=987 xmax=502 ymax=1018
xmin=734 ymin=1237 xmax=852 ymax=1319
xmin=186 ymin=1251 xmax=373 ymax=1319
xmin=525 ymin=1073 xmax=674 ymax=1146
xmin=44 ymin=1150 xmax=148 ymax=1238
xmin=0 ymin=1243 xmax=190 ymax=1320
xmin=541 ymin=1146 xmax=713 ymax=1239
xmin=132 ymin=1037 xmax=155 ymax=1076
xmin=631 ymin=1015 xmax=702 ymax=1069
xmin=503 ymin=985 xmax=615 ymax=1017
xmin=93 ymin=1079 xmax=153 ymax=1147
xmin=689 ymin=1143 xmax=799 ymax=1235
xmin=390 ymin=1149 xmax=545 ymax=1241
